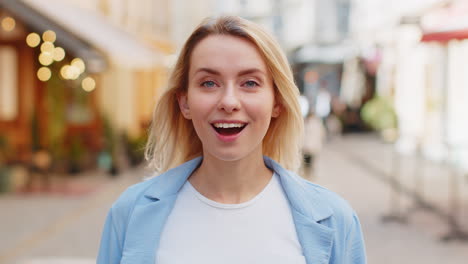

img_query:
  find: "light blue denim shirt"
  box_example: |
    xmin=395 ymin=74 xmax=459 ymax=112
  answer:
xmin=97 ymin=156 xmax=367 ymax=264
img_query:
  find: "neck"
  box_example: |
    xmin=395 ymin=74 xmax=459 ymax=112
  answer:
xmin=189 ymin=151 xmax=273 ymax=204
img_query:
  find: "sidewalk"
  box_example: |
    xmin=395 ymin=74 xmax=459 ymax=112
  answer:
xmin=330 ymin=133 xmax=468 ymax=231
xmin=0 ymin=167 xmax=145 ymax=264
xmin=312 ymin=133 xmax=468 ymax=264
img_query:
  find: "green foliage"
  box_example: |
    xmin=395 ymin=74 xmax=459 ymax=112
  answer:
xmin=0 ymin=135 xmax=11 ymax=192
xmin=124 ymin=132 xmax=147 ymax=166
xmin=46 ymin=66 xmax=67 ymax=161
xmin=0 ymin=135 xmax=7 ymax=150
xmin=0 ymin=167 xmax=10 ymax=193
xmin=69 ymin=136 xmax=85 ymax=163
xmin=101 ymin=114 xmax=117 ymax=155
xmin=0 ymin=134 xmax=8 ymax=164
xmin=67 ymin=135 xmax=88 ymax=174
xmin=361 ymin=96 xmax=398 ymax=131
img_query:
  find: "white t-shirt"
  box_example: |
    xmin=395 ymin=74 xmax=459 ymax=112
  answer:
xmin=156 ymin=173 xmax=306 ymax=264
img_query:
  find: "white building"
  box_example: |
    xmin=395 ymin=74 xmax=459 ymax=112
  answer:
xmin=360 ymin=0 xmax=468 ymax=172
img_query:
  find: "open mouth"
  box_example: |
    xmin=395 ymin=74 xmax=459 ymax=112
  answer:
xmin=211 ymin=123 xmax=247 ymax=136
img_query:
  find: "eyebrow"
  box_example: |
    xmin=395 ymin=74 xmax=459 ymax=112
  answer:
xmin=194 ymin=67 xmax=266 ymax=77
xmin=238 ymin=68 xmax=265 ymax=77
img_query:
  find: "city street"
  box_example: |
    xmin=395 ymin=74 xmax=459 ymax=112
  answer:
xmin=1 ymin=134 xmax=467 ymax=264
xmin=2 ymin=0 xmax=468 ymax=263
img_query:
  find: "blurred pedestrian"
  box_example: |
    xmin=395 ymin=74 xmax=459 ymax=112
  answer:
xmin=98 ymin=16 xmax=366 ymax=264
xmin=315 ymin=82 xmax=332 ymax=127
xmin=302 ymin=111 xmax=326 ymax=179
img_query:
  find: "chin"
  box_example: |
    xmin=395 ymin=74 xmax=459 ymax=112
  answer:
xmin=209 ymin=150 xmax=245 ymax=162
xmin=204 ymin=145 xmax=262 ymax=163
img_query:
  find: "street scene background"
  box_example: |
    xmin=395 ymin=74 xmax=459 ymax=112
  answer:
xmin=1 ymin=0 xmax=468 ymax=263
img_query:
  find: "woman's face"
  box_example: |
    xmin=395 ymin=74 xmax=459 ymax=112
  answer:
xmin=178 ymin=35 xmax=280 ymax=162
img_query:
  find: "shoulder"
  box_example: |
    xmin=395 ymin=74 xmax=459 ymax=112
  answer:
xmin=109 ymin=177 xmax=157 ymax=218
xmin=302 ymin=181 xmax=366 ymax=262
xmin=300 ymin=176 xmax=358 ymax=232
xmin=280 ymin=171 xmax=366 ymax=262
xmin=267 ymin=156 xmax=356 ymax=227
xmin=300 ymin=178 xmax=366 ymax=259
xmin=307 ymin=181 xmax=353 ymax=213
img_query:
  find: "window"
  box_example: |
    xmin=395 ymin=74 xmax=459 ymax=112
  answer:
xmin=0 ymin=46 xmax=18 ymax=121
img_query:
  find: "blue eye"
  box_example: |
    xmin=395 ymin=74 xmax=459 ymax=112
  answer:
xmin=201 ymin=81 xmax=216 ymax=88
xmin=244 ymin=80 xmax=258 ymax=88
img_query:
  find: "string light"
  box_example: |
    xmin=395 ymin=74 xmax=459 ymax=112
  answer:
xmin=71 ymin=58 xmax=85 ymax=74
xmin=60 ymin=65 xmax=70 ymax=79
xmin=37 ymin=67 xmax=51 ymax=81
xmin=26 ymin=33 xmax=41 ymax=47
xmin=68 ymin=65 xmax=80 ymax=80
xmin=82 ymin=77 xmax=96 ymax=92
xmin=39 ymin=52 xmax=54 ymax=66
xmin=60 ymin=65 xmax=79 ymax=80
xmin=1 ymin=17 xmax=15 ymax=32
xmin=40 ymin=41 xmax=55 ymax=53
xmin=53 ymin=47 xmax=65 ymax=61
xmin=25 ymin=28 xmax=95 ymax=94
xmin=42 ymin=30 xmax=56 ymax=43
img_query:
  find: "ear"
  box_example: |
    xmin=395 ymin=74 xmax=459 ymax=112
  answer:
xmin=177 ymin=93 xmax=191 ymax=119
xmin=271 ymin=103 xmax=282 ymax=118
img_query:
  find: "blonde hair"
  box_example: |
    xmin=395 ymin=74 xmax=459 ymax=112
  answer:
xmin=145 ymin=16 xmax=303 ymax=172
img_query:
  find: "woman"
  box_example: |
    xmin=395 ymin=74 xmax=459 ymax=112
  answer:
xmin=97 ymin=16 xmax=366 ymax=264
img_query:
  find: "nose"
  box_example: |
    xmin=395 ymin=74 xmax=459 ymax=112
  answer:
xmin=218 ymin=85 xmax=240 ymax=113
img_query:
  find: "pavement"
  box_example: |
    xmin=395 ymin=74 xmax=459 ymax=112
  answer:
xmin=0 ymin=133 xmax=467 ymax=264
xmin=312 ymin=134 xmax=468 ymax=264
xmin=0 ymin=167 xmax=144 ymax=264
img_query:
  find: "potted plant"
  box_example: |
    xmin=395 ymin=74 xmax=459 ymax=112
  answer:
xmin=361 ymin=96 xmax=398 ymax=142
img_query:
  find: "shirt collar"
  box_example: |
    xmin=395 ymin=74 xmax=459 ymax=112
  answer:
xmin=143 ymin=156 xmax=333 ymax=222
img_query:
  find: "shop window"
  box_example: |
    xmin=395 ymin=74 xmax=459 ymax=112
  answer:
xmin=0 ymin=46 xmax=18 ymax=121
xmin=66 ymin=87 xmax=94 ymax=125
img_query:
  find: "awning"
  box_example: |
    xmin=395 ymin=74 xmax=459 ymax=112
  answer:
xmin=420 ymin=0 xmax=468 ymax=43
xmin=0 ymin=0 xmax=107 ymax=73
xmin=23 ymin=0 xmax=164 ymax=69
xmin=421 ymin=29 xmax=468 ymax=42
xmin=292 ymin=42 xmax=358 ymax=64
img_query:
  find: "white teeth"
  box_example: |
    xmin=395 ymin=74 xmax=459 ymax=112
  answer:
xmin=213 ymin=123 xmax=245 ymax=128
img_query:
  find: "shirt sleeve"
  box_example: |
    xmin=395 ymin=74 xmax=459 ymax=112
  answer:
xmin=97 ymin=208 xmax=123 ymax=264
xmin=344 ymin=212 xmax=367 ymax=264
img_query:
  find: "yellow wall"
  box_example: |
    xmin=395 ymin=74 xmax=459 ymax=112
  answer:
xmin=98 ymin=65 xmax=168 ymax=137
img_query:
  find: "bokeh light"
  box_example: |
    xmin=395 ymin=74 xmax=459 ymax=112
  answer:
xmin=38 ymin=52 xmax=54 ymax=66
xmin=60 ymin=65 xmax=70 ymax=79
xmin=1 ymin=17 xmax=16 ymax=32
xmin=26 ymin=33 xmax=41 ymax=48
xmin=42 ymin=30 xmax=56 ymax=43
xmin=68 ymin=65 xmax=80 ymax=80
xmin=26 ymin=33 xmax=41 ymax=47
xmin=40 ymin=41 xmax=55 ymax=53
xmin=53 ymin=47 xmax=66 ymax=61
xmin=81 ymin=77 xmax=96 ymax=92
xmin=71 ymin=58 xmax=86 ymax=74
xmin=37 ymin=67 xmax=51 ymax=81
xmin=82 ymin=77 xmax=96 ymax=92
